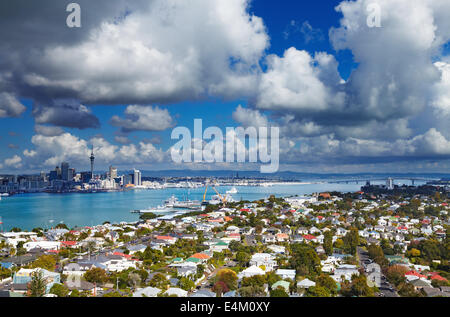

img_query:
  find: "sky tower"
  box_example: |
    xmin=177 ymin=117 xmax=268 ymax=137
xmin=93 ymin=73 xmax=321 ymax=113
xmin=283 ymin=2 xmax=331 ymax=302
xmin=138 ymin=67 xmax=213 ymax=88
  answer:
xmin=90 ymin=145 xmax=95 ymax=180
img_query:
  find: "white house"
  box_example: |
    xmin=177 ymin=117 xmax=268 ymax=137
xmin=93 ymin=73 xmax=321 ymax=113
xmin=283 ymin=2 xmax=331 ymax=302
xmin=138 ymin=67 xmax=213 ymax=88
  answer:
xmin=249 ymin=253 xmax=277 ymax=271
xmin=238 ymin=265 xmax=265 ymax=279
xmin=275 ymin=269 xmax=296 ymax=280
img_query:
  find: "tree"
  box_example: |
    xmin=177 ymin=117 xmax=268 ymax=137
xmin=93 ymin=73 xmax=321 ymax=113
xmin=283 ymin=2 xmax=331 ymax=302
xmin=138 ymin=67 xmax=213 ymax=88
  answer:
xmin=179 ymin=277 xmax=195 ymax=291
xmin=212 ymin=281 xmax=229 ymax=296
xmin=386 ymin=265 xmax=408 ymax=287
xmin=270 ymin=287 xmax=289 ymax=297
xmin=238 ymin=285 xmax=266 ymax=297
xmin=241 ymin=275 xmax=266 ymax=288
xmin=289 ymin=243 xmax=321 ymax=276
xmin=50 ymin=283 xmax=70 ymax=297
xmin=236 ymin=251 xmax=251 ymax=266
xmin=27 ymin=271 xmax=47 ymax=297
xmin=216 ymin=269 xmax=238 ymax=290
xmin=84 ymin=267 xmax=108 ymax=285
xmin=343 ymin=227 xmax=360 ymax=255
xmin=127 ymin=272 xmax=141 ymax=289
xmin=324 ymin=231 xmax=333 ymax=256
xmin=306 ymin=286 xmax=330 ymax=297
xmin=317 ymin=274 xmax=338 ymax=295
xmin=32 ymin=255 xmax=57 ymax=271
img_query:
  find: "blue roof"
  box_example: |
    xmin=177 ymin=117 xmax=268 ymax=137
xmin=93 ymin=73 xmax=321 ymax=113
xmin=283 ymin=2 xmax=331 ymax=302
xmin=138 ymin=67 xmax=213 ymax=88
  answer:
xmin=0 ymin=262 xmax=13 ymax=269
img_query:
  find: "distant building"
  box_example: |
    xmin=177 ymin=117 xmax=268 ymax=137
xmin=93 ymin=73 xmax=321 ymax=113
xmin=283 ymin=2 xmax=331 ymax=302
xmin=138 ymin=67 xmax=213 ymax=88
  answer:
xmin=386 ymin=178 xmax=394 ymax=190
xmin=133 ymin=169 xmax=141 ymax=186
xmin=61 ymin=162 xmax=69 ymax=181
xmin=109 ymin=166 xmax=118 ymax=179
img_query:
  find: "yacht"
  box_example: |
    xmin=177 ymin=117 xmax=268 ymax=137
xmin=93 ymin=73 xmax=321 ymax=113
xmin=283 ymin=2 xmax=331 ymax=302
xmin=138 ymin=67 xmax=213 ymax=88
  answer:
xmin=226 ymin=187 xmax=238 ymax=194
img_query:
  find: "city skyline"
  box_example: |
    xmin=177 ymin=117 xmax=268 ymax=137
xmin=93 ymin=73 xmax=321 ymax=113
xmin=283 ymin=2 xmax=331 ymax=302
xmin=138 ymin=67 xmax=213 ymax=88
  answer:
xmin=1 ymin=0 xmax=450 ymax=175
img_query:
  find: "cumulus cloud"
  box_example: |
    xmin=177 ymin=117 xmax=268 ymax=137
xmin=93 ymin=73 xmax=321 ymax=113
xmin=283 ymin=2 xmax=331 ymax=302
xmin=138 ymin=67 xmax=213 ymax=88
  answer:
xmin=0 ymin=93 xmax=26 ymax=118
xmin=2 ymin=0 xmax=268 ymax=107
xmin=4 ymin=155 xmax=22 ymax=169
xmin=20 ymin=132 xmax=167 ymax=170
xmin=232 ymin=105 xmax=268 ymax=128
xmin=110 ymin=105 xmax=175 ymax=132
xmin=34 ymin=124 xmax=65 ymax=137
xmin=32 ymin=100 xmax=100 ymax=129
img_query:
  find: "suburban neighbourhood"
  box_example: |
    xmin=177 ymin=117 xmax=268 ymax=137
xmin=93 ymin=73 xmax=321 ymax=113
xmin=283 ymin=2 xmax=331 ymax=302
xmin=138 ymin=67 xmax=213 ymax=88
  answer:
xmin=0 ymin=188 xmax=449 ymax=298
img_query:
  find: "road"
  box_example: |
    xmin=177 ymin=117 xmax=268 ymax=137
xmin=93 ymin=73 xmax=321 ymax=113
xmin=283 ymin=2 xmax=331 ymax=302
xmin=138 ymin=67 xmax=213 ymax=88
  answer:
xmin=357 ymin=247 xmax=399 ymax=297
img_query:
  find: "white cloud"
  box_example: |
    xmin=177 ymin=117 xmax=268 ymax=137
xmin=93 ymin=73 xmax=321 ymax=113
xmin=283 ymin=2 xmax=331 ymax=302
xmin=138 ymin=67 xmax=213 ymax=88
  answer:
xmin=21 ymin=132 xmax=167 ymax=170
xmin=0 ymin=92 xmax=26 ymax=118
xmin=232 ymin=105 xmax=268 ymax=128
xmin=14 ymin=0 xmax=268 ymax=105
xmin=34 ymin=125 xmax=64 ymax=137
xmin=110 ymin=105 xmax=175 ymax=132
xmin=4 ymin=155 xmax=23 ymax=169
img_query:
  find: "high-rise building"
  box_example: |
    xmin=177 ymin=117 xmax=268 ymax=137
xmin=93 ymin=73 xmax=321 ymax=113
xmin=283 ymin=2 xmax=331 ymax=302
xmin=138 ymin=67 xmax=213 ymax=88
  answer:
xmin=133 ymin=169 xmax=141 ymax=186
xmin=61 ymin=162 xmax=69 ymax=181
xmin=55 ymin=166 xmax=61 ymax=178
xmin=386 ymin=177 xmax=394 ymax=190
xmin=90 ymin=146 xmax=95 ymax=180
xmin=109 ymin=166 xmax=118 ymax=179
xmin=68 ymin=168 xmax=75 ymax=181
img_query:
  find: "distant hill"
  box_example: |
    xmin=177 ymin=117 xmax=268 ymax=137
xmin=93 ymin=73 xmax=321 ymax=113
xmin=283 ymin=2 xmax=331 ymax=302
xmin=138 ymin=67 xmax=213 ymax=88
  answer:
xmin=118 ymin=169 xmax=450 ymax=181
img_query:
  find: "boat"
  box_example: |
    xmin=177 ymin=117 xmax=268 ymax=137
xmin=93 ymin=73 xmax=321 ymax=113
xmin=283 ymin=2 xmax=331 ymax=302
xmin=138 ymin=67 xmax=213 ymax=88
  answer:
xmin=132 ymin=205 xmax=175 ymax=214
xmin=164 ymin=195 xmax=201 ymax=209
xmin=226 ymin=187 xmax=238 ymax=194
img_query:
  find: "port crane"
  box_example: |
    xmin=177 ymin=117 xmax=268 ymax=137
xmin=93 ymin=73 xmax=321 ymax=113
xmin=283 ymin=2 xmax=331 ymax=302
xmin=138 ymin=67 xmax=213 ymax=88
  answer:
xmin=202 ymin=180 xmax=227 ymax=207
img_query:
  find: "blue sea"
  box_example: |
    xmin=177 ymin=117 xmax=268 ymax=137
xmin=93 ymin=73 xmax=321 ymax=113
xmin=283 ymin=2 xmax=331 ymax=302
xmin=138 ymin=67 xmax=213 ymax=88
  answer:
xmin=0 ymin=180 xmax=421 ymax=231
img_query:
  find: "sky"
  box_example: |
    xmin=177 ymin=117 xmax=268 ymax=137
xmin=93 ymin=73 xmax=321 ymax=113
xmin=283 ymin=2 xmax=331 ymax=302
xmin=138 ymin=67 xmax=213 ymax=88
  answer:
xmin=1 ymin=0 xmax=450 ymax=175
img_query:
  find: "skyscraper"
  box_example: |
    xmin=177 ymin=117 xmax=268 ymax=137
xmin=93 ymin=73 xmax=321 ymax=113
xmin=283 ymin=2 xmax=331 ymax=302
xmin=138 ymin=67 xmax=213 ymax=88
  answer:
xmin=133 ymin=169 xmax=141 ymax=186
xmin=109 ymin=166 xmax=118 ymax=179
xmin=90 ymin=145 xmax=95 ymax=180
xmin=61 ymin=162 xmax=69 ymax=181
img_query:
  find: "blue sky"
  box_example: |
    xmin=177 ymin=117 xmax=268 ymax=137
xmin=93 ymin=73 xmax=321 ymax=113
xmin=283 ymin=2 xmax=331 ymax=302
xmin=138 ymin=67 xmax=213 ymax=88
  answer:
xmin=1 ymin=0 xmax=450 ymax=174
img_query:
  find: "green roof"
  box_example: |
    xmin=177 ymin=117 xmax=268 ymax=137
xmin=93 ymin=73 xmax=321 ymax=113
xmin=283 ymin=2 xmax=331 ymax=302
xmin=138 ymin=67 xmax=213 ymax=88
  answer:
xmin=272 ymin=280 xmax=290 ymax=291
xmin=215 ymin=241 xmax=228 ymax=246
xmin=170 ymin=257 xmax=183 ymax=263
xmin=186 ymin=257 xmax=201 ymax=263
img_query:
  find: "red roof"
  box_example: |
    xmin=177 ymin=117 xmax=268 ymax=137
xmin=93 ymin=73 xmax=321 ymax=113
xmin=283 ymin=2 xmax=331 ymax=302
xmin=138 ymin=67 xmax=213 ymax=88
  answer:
xmin=240 ymin=208 xmax=250 ymax=212
xmin=405 ymin=270 xmax=427 ymax=278
xmin=429 ymin=272 xmax=448 ymax=282
xmin=303 ymin=234 xmax=316 ymax=240
xmin=156 ymin=235 xmax=175 ymax=240
xmin=61 ymin=241 xmax=77 ymax=247
xmin=113 ymin=251 xmax=132 ymax=259
xmin=191 ymin=253 xmax=210 ymax=260
xmin=228 ymin=233 xmax=240 ymax=237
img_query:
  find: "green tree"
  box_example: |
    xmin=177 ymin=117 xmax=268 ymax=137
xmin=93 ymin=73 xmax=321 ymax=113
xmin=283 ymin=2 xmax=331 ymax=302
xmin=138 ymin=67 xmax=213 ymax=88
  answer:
xmin=289 ymin=243 xmax=321 ymax=276
xmin=324 ymin=231 xmax=333 ymax=256
xmin=270 ymin=287 xmax=289 ymax=297
xmin=179 ymin=277 xmax=195 ymax=291
xmin=32 ymin=255 xmax=57 ymax=271
xmin=27 ymin=271 xmax=47 ymax=297
xmin=343 ymin=227 xmax=360 ymax=255
xmin=50 ymin=283 xmax=70 ymax=297
xmin=236 ymin=251 xmax=251 ymax=266
xmin=84 ymin=267 xmax=108 ymax=285
xmin=306 ymin=286 xmax=331 ymax=297
xmin=316 ymin=274 xmax=338 ymax=295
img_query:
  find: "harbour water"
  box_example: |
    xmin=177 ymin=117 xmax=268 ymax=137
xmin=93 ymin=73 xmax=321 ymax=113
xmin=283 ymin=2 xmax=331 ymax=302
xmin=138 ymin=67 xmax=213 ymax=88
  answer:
xmin=0 ymin=181 xmax=420 ymax=231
